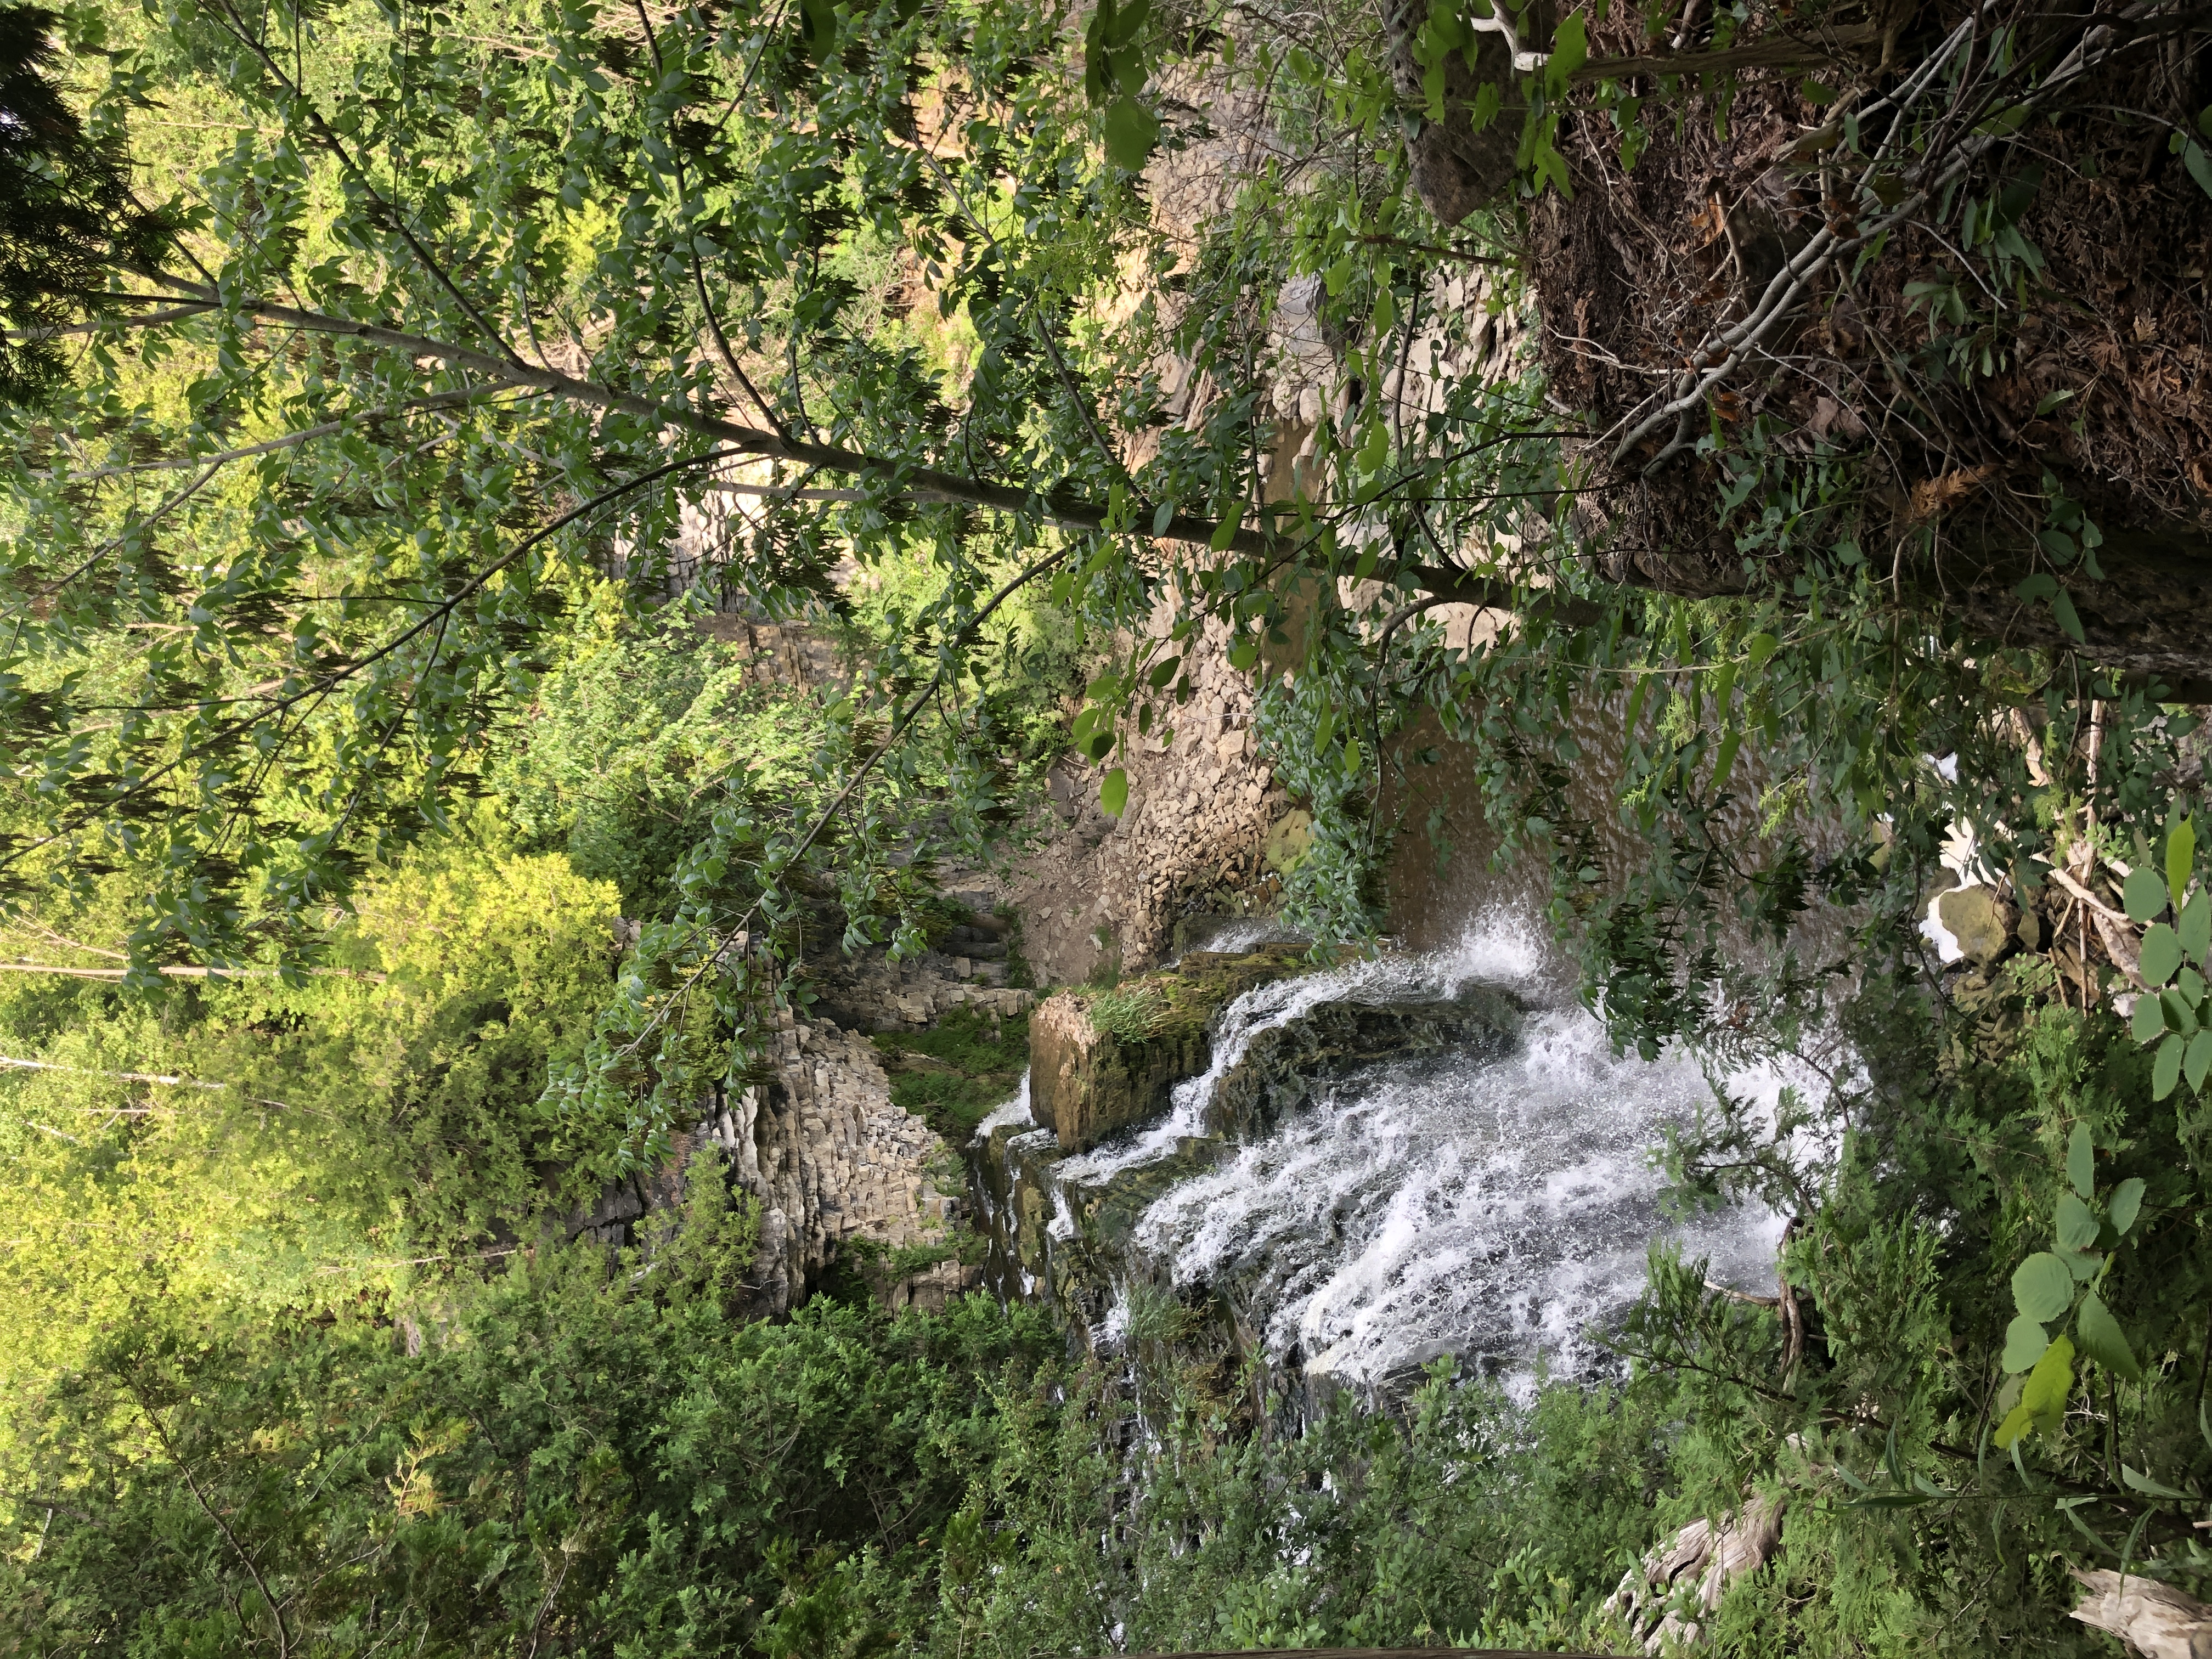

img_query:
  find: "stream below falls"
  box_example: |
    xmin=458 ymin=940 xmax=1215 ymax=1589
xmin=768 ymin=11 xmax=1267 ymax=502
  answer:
xmin=968 ymin=916 xmax=1820 ymax=1400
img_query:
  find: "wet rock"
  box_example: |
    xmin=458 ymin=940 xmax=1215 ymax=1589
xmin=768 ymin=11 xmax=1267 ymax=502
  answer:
xmin=1029 ymin=945 xmax=1308 ymax=1151
xmin=1206 ymin=986 xmax=1524 ymax=1139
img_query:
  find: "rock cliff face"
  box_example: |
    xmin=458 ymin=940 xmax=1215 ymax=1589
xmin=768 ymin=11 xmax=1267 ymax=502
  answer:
xmin=577 ymin=927 xmax=1034 ymax=1313
xmin=710 ymin=1011 xmax=978 ymax=1314
xmin=1009 ymin=613 xmax=1294 ymax=986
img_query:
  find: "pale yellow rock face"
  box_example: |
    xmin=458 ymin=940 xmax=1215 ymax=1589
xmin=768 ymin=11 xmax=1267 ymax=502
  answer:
xmin=1027 ymin=948 xmax=1307 ymax=1152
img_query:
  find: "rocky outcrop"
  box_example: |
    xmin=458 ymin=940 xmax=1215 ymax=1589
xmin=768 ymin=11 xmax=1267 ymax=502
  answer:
xmin=1008 ymin=612 xmax=1294 ymax=986
xmin=1207 ymin=986 xmax=1523 ymax=1139
xmin=709 ymin=1011 xmax=977 ymax=1314
xmin=1028 ymin=946 xmax=1306 ymax=1151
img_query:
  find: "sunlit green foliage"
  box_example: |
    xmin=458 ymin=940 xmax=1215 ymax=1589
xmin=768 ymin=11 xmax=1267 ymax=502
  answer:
xmin=0 ymin=838 xmax=615 ymax=1390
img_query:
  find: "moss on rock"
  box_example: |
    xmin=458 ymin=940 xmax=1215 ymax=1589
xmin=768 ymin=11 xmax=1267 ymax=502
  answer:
xmin=1029 ymin=945 xmax=1308 ymax=1152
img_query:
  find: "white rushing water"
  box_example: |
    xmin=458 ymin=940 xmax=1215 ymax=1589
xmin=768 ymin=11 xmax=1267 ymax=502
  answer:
xmin=1089 ymin=916 xmax=1818 ymax=1391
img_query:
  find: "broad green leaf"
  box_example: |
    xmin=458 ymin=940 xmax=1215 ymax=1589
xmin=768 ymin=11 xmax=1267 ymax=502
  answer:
xmin=2067 ymin=1121 xmax=2095 ymax=1200
xmin=2164 ymin=987 xmax=2199 ymax=1034
xmin=2015 ymin=573 xmax=2057 ymax=600
xmin=2120 ymin=1464 xmax=2191 ymax=1500
xmin=2123 ymin=867 xmax=2170 ymax=923
xmin=2001 ymin=1313 xmax=2050 ymax=1373
xmin=1099 ymin=767 xmax=1129 ymax=817
xmin=1993 ymin=1402 xmax=2036 ymax=1448
xmin=1744 ymin=631 xmax=1779 ymax=668
xmin=2188 ymin=1029 xmax=2212 ymax=1094
xmin=2155 ymin=1031 xmax=2186 ymax=1100
xmin=2057 ymin=1246 xmax=2103 ymax=1282
xmin=2132 ymin=994 xmax=2168 ymax=1045
xmin=2186 ymin=140 xmax=2212 ymax=201
xmin=2011 ymin=1252 xmax=2073 ymax=1322
xmin=1102 ymin=97 xmax=1160 ymax=171
xmin=2141 ymin=923 xmax=2183 ymax=986
xmin=2108 ymin=1177 xmax=2145 ymax=1237
xmin=2182 ymin=892 xmax=2212 ymax=963
xmin=2075 ymin=1290 xmax=2141 ymax=1382
xmin=2055 ymin=1192 xmax=2101 ymax=1252
xmin=2169 ymin=814 xmax=2196 ymax=908
xmin=2050 ymin=589 xmax=2085 ymax=642
xmin=1996 ymin=1334 xmax=2075 ymax=1447
xmin=1545 ymin=9 xmax=1589 ymax=91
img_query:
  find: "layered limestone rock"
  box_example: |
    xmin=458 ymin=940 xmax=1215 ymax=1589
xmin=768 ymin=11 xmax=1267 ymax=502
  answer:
xmin=1028 ymin=946 xmax=1306 ymax=1152
xmin=710 ymin=1010 xmax=979 ymax=1314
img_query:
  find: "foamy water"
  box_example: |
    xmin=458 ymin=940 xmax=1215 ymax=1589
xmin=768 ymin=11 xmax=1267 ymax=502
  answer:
xmin=1093 ymin=918 xmax=1815 ymax=1388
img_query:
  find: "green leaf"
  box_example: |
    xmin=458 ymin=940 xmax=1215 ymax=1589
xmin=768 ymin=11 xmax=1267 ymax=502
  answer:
xmin=2067 ymin=1121 xmax=2095 ymax=1200
xmin=2123 ymin=868 xmax=2171 ymax=923
xmin=2108 ymin=1177 xmax=2146 ymax=1237
xmin=1709 ymin=659 xmax=1737 ymax=716
xmin=2185 ymin=140 xmax=2212 ymax=201
xmin=2057 ymin=1246 xmax=2103 ymax=1282
xmin=2133 ymin=994 xmax=2169 ymax=1046
xmin=2188 ymin=1029 xmax=2212 ymax=1094
xmin=1102 ymin=97 xmax=1159 ymax=170
xmin=2164 ymin=987 xmax=2199 ymax=1035
xmin=2154 ymin=1031 xmax=2185 ymax=1101
xmin=2011 ymin=1252 xmax=2074 ymax=1323
xmin=2121 ymin=1463 xmax=2192 ymax=1500
xmin=1227 ymin=637 xmax=1260 ymax=672
xmin=1710 ymin=730 xmax=1743 ymax=794
xmin=1152 ymin=500 xmax=1175 ymax=535
xmin=1545 ymin=8 xmax=1589 ymax=91
xmin=1624 ymin=674 xmax=1651 ymax=736
xmin=2034 ymin=387 xmax=2076 ymax=417
xmin=1744 ymin=631 xmax=1779 ymax=668
xmin=2050 ymin=588 xmax=2085 ymax=644
xmin=1996 ymin=1334 xmax=2075 ymax=1447
xmin=2179 ymin=892 xmax=2211 ymax=963
xmin=1209 ymin=510 xmax=1244 ymax=552
xmin=2055 ymin=1192 xmax=2101 ymax=1252
xmin=2015 ymin=573 xmax=2057 ymax=601
xmin=2170 ymin=814 xmax=2197 ymax=909
xmin=1099 ymin=767 xmax=1128 ymax=817
xmin=2076 ymin=1290 xmax=2141 ymax=1382
xmin=2001 ymin=1313 xmax=2051 ymax=1373
xmin=2141 ymin=923 xmax=2184 ymax=986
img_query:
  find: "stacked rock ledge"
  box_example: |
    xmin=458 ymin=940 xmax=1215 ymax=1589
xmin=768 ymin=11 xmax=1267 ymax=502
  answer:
xmin=1028 ymin=944 xmax=1309 ymax=1152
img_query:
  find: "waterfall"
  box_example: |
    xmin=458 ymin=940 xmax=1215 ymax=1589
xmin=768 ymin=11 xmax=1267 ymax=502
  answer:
xmin=972 ymin=914 xmax=1823 ymax=1397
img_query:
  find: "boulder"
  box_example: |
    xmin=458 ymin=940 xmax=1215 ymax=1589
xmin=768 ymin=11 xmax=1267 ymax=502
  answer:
xmin=1029 ymin=946 xmax=1307 ymax=1151
xmin=1937 ymin=885 xmax=2018 ymax=965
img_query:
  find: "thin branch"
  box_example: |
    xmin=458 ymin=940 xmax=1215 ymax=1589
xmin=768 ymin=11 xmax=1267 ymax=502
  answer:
xmin=127 ymin=272 xmax=1281 ymax=552
xmin=133 ymin=1392 xmax=293 ymax=1659
xmin=0 ymin=1054 xmax=228 ymax=1087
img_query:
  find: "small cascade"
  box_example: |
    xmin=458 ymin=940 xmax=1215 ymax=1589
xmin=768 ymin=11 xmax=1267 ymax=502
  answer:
xmin=966 ymin=916 xmax=1816 ymax=1401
